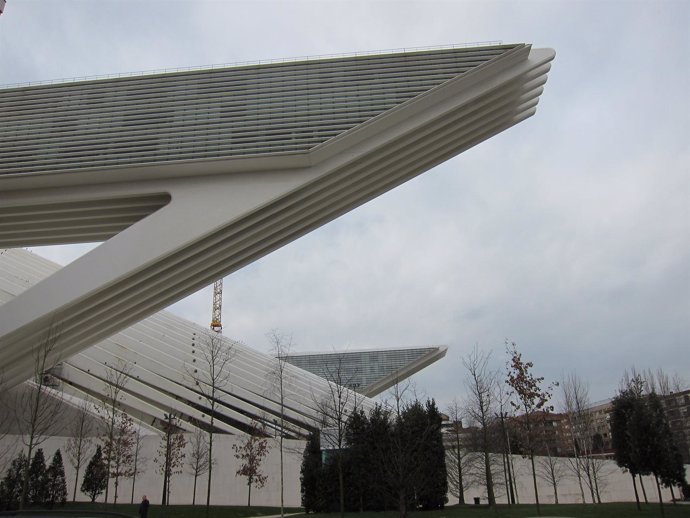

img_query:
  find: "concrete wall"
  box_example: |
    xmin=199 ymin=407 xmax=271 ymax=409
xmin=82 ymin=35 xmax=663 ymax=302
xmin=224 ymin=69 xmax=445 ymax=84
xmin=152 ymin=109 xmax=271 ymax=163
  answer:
xmin=451 ymin=454 xmax=690 ymax=505
xmin=2 ymin=435 xmax=688 ymax=506
xmin=0 ymin=434 xmax=305 ymax=506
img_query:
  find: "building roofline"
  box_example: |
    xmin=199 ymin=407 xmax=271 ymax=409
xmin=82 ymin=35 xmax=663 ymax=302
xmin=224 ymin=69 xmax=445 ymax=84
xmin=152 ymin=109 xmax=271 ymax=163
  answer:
xmin=0 ymin=41 xmax=507 ymax=91
xmin=282 ymin=345 xmax=447 ymax=357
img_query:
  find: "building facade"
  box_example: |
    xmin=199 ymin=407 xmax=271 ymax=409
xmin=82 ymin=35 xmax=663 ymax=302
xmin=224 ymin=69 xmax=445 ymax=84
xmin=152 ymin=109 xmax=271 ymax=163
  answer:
xmin=662 ymin=389 xmax=690 ymax=464
xmin=283 ymin=346 xmax=447 ymax=397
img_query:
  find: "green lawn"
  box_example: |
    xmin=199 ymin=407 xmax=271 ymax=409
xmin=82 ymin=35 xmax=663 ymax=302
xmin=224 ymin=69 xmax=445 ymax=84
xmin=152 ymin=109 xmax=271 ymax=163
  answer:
xmin=297 ymin=503 xmax=689 ymax=518
xmin=439 ymin=502 xmax=688 ymax=517
xmin=39 ymin=503 xmax=301 ymax=518
xmin=26 ymin=502 xmax=690 ymax=518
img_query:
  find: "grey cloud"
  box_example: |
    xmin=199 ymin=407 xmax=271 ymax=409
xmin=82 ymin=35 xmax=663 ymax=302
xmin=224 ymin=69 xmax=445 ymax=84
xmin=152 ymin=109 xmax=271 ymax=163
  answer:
xmin=7 ymin=0 xmax=687 ymax=410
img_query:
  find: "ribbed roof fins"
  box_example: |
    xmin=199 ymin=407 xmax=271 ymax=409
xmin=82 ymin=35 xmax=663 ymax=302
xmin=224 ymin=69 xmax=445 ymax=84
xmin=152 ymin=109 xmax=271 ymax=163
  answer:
xmin=0 ymin=45 xmax=518 ymax=176
xmin=0 ymin=248 xmax=371 ymax=437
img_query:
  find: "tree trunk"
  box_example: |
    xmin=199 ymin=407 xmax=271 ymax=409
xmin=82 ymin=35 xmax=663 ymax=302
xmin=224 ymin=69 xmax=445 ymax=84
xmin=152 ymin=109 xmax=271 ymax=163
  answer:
xmin=247 ymin=477 xmax=252 ymax=507
xmin=130 ymin=469 xmax=137 ymax=504
xmin=104 ymin=410 xmax=115 ymax=504
xmin=654 ymin=473 xmax=665 ymax=517
xmin=206 ymin=430 xmax=213 ymax=516
xmin=161 ymin=470 xmax=168 ymax=506
xmin=192 ymin=473 xmax=198 ymax=505
xmin=398 ymin=489 xmax=407 ymax=518
xmin=506 ymin=453 xmax=516 ymax=505
xmin=280 ymin=429 xmax=284 ymax=518
xmin=72 ymin=462 xmax=81 ymax=502
xmin=631 ymin=473 xmax=641 ymax=511
xmin=130 ymin=444 xmax=139 ymax=504
xmin=509 ymin=453 xmax=519 ymax=503
xmin=500 ymin=414 xmax=515 ymax=505
xmin=338 ymin=451 xmax=344 ymax=518
xmin=501 ymin=452 xmax=510 ymax=506
xmin=586 ymin=461 xmax=596 ymax=504
xmin=552 ymin=477 xmax=559 ymax=505
xmin=575 ymin=458 xmax=586 ymax=503
xmin=669 ymin=485 xmax=676 ymax=504
xmin=640 ymin=475 xmax=648 ymax=503
xmin=484 ymin=449 xmax=495 ymax=506
xmin=20 ymin=439 xmax=35 ymax=510
xmin=530 ymin=453 xmax=541 ymax=516
xmin=455 ymin=433 xmax=465 ymax=504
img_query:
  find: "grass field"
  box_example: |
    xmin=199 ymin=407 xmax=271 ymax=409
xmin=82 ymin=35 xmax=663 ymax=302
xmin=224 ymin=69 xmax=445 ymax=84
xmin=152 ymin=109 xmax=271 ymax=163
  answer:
xmin=37 ymin=502 xmax=301 ymax=518
xmin=18 ymin=502 xmax=690 ymax=518
xmin=299 ymin=503 xmax=690 ymax=518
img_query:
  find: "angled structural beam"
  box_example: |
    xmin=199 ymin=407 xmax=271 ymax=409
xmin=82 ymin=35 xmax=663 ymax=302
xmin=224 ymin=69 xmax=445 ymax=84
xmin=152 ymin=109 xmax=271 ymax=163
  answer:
xmin=0 ymin=44 xmax=555 ymax=387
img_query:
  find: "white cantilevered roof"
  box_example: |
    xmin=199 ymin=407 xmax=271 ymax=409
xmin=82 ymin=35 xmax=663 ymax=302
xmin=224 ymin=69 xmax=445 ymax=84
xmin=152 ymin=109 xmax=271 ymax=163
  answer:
xmin=0 ymin=44 xmax=555 ymax=389
xmin=0 ymin=248 xmax=370 ymax=437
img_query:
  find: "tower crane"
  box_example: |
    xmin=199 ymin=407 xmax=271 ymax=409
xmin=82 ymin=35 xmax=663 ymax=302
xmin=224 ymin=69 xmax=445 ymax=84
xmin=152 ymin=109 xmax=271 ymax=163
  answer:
xmin=210 ymin=278 xmax=223 ymax=333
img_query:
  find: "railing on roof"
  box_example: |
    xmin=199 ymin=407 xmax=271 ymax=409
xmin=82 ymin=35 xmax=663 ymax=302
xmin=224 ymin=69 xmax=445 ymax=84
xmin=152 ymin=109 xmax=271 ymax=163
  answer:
xmin=0 ymin=41 xmax=504 ymax=90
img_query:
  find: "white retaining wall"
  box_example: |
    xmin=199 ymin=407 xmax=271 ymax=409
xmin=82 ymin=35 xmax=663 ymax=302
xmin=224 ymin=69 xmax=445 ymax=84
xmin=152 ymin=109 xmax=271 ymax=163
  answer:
xmin=451 ymin=454 xmax=689 ymax=505
xmin=0 ymin=434 xmax=304 ymax=506
xmin=1 ymin=435 xmax=688 ymax=506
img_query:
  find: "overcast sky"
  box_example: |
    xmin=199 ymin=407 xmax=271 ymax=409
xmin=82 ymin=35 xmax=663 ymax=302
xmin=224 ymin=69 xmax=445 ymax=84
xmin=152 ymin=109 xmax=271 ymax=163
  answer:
xmin=1 ymin=0 xmax=688 ymax=411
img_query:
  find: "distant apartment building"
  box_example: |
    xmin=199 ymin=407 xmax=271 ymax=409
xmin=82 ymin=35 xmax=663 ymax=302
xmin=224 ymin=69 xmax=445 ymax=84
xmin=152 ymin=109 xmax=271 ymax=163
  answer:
xmin=570 ymin=390 xmax=690 ymax=462
xmin=504 ymin=411 xmax=570 ymax=457
xmin=497 ymin=391 xmax=687 ymax=461
xmin=661 ymin=388 xmax=690 ymax=464
xmin=584 ymin=399 xmax=615 ymax=456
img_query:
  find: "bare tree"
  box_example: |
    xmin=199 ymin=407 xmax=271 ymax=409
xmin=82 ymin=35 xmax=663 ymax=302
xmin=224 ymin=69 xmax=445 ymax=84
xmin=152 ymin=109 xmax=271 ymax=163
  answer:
xmin=445 ymin=398 xmax=473 ymax=504
xmin=386 ymin=376 xmax=413 ymax=418
xmin=104 ymin=411 xmax=136 ymax=505
xmin=669 ymin=372 xmax=688 ymax=394
xmin=561 ymin=372 xmax=600 ymax=504
xmin=266 ymin=330 xmax=293 ymax=518
xmin=460 ymin=428 xmax=505 ymax=503
xmin=536 ymin=446 xmax=568 ymax=504
xmin=311 ymin=353 xmax=359 ymax=518
xmin=185 ymin=330 xmax=233 ymax=513
xmin=462 ymin=346 xmax=498 ymax=506
xmin=65 ymin=398 xmax=95 ymax=502
xmin=186 ymin=427 xmax=210 ymax=505
xmin=584 ymin=456 xmax=614 ymax=504
xmin=96 ymin=359 xmax=132 ymax=504
xmin=16 ymin=326 xmax=65 ymax=509
xmin=155 ymin=413 xmax=186 ymax=506
xmin=496 ymin=378 xmax=518 ymax=505
xmin=129 ymin=424 xmax=146 ymax=504
xmin=642 ymin=368 xmax=686 ymax=396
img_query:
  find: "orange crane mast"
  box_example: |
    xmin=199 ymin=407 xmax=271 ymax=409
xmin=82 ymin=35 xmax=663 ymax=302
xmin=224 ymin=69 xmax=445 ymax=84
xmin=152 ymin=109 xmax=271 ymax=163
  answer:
xmin=210 ymin=278 xmax=223 ymax=333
